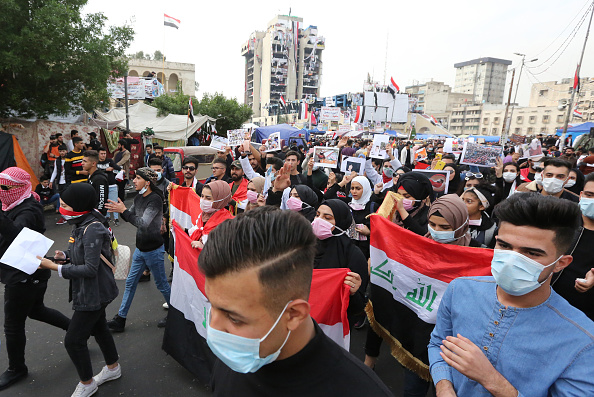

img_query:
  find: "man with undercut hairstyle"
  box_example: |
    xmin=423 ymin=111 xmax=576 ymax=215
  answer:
xmin=429 ymin=193 xmax=594 ymax=396
xmin=200 ymin=207 xmax=392 ymax=397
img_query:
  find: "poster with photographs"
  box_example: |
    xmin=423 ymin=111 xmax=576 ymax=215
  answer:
xmin=415 ymin=147 xmax=428 ymax=161
xmin=313 ymin=146 xmax=340 ymax=168
xmin=340 ymin=156 xmax=365 ymax=175
xmin=264 ymin=132 xmax=281 ymax=152
xmin=416 ymin=169 xmax=451 ymax=195
xmin=209 ymin=135 xmax=228 ymax=151
xmin=510 ymin=134 xmax=526 ymax=144
xmin=227 ymin=129 xmax=248 ymax=147
xmin=460 ymin=142 xmax=503 ymax=167
xmin=519 ymin=139 xmax=544 ymax=159
xmin=369 ymin=134 xmax=390 ymax=159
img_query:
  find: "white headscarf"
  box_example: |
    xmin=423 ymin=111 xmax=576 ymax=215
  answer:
xmin=349 ymin=176 xmax=372 ymax=210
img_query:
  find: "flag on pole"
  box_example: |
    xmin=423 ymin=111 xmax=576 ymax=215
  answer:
xmin=280 ymin=95 xmax=287 ymax=108
xmin=188 ymin=98 xmax=194 ymax=123
xmin=164 ymin=14 xmax=180 ymax=29
xmin=573 ymin=65 xmax=580 ymax=92
xmin=299 ymin=102 xmax=309 ymax=120
xmin=573 ymin=104 xmax=583 ymax=119
xmin=387 ymin=77 xmax=400 ymax=98
xmin=354 ymin=105 xmax=365 ymax=124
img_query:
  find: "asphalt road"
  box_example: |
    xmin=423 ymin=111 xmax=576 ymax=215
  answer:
xmin=0 ymin=200 xmax=435 ymax=396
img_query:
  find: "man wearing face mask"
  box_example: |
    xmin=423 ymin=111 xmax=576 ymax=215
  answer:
xmin=551 ymin=172 xmax=594 ymax=320
xmin=519 ymin=156 xmax=542 ymax=182
xmin=428 ymin=193 xmax=594 ymax=396
xmin=200 ymin=207 xmax=392 ymax=397
xmin=97 ymin=148 xmax=121 ymax=225
xmin=516 ymin=158 xmax=579 ymax=202
xmin=105 ymin=167 xmax=170 ymax=331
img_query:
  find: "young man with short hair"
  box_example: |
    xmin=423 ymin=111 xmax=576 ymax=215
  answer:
xmin=229 ymin=160 xmax=248 ymax=204
xmin=64 ymin=137 xmax=87 ymax=184
xmin=201 ymin=207 xmax=392 ymax=396
xmin=35 ymin=176 xmax=60 ymax=213
xmin=205 ymin=158 xmax=231 ymax=184
xmin=82 ymin=150 xmax=109 ymax=215
xmin=97 ymin=148 xmax=121 ymax=225
xmin=429 ymin=193 xmax=594 ymax=396
xmin=144 ymin=144 xmax=153 ymax=166
xmin=153 ymin=146 xmax=175 ymax=181
xmin=87 ymin=131 xmax=102 ymax=151
xmin=516 ymin=158 xmax=579 ymax=202
xmin=43 ymin=135 xmax=60 ymax=177
xmin=179 ymin=157 xmax=204 ymax=196
xmin=284 ymin=150 xmax=306 ymax=186
xmin=49 ymin=145 xmax=69 ymax=225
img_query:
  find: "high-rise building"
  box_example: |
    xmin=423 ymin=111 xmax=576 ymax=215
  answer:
xmin=453 ymin=57 xmax=511 ymax=104
xmin=241 ymin=15 xmax=325 ymax=118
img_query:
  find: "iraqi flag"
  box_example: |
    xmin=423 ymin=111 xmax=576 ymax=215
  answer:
xmin=164 ymin=14 xmax=180 ymax=29
xmin=573 ymin=104 xmax=583 ymax=119
xmin=280 ymin=95 xmax=287 ymax=108
xmin=163 ymin=188 xmax=351 ymax=381
xmin=299 ymin=102 xmax=309 ymax=120
xmin=573 ymin=65 xmax=580 ymax=92
xmin=188 ymin=98 xmax=194 ymax=123
xmin=353 ymin=105 xmax=365 ymax=124
xmin=387 ymin=77 xmax=399 ymax=98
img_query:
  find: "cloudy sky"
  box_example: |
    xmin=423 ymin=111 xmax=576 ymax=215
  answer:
xmin=84 ymin=0 xmax=594 ymax=106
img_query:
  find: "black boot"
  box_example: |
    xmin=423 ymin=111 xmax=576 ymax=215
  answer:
xmin=0 ymin=367 xmax=28 ymax=390
xmin=107 ymin=315 xmax=126 ymax=333
xmin=157 ymin=316 xmax=167 ymax=328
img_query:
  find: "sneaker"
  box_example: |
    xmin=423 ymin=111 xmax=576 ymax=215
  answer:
xmin=162 ymin=302 xmax=169 ymax=310
xmin=107 ymin=315 xmax=126 ymax=333
xmin=56 ymin=217 xmax=67 ymax=225
xmin=93 ymin=364 xmax=121 ymax=386
xmin=114 ymin=219 xmax=119 ymax=226
xmin=157 ymin=316 xmax=167 ymax=328
xmin=71 ymin=379 xmax=98 ymax=397
xmin=139 ymin=273 xmax=151 ymax=282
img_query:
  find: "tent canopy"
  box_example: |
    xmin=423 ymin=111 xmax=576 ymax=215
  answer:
xmin=253 ymin=123 xmax=310 ymax=143
xmin=385 ymin=130 xmax=407 ymax=138
xmin=556 ymin=122 xmax=594 ymax=137
xmin=468 ymin=135 xmax=501 ymax=143
xmin=94 ymin=102 xmax=215 ymax=141
xmin=416 ymin=133 xmax=452 ymax=140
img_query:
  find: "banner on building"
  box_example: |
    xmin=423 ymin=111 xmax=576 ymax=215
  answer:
xmin=107 ymin=77 xmax=164 ymax=100
xmin=320 ymin=106 xmax=341 ymax=121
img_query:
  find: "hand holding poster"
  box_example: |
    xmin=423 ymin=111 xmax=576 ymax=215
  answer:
xmin=264 ymin=132 xmax=281 ymax=152
xmin=313 ymin=146 xmax=340 ymax=168
xmin=416 ymin=169 xmax=450 ymax=195
xmin=227 ymin=129 xmax=248 ymax=147
xmin=460 ymin=142 xmax=503 ymax=167
xmin=209 ymin=135 xmax=228 ymax=152
xmin=340 ymin=156 xmax=365 ymax=175
xmin=415 ymin=147 xmax=428 ymax=161
xmin=520 ymin=139 xmax=544 ymax=159
xmin=369 ymin=135 xmax=390 ymax=159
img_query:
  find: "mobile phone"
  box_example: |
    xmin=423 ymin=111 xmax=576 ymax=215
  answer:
xmin=435 ymin=153 xmax=443 ymax=161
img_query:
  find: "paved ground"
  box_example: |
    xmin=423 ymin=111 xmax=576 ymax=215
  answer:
xmin=0 ymin=199 xmax=435 ymax=396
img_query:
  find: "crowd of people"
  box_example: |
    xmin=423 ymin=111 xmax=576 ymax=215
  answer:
xmin=0 ymin=129 xmax=593 ymax=396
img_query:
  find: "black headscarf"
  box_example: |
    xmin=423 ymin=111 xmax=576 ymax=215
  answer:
xmin=567 ymin=168 xmax=585 ymax=195
xmin=294 ymin=184 xmax=319 ymax=222
xmin=313 ymin=199 xmax=354 ymax=269
xmin=444 ymin=165 xmax=461 ymax=195
xmin=393 ymin=172 xmax=433 ymax=201
xmin=61 ymin=183 xmax=97 ymax=212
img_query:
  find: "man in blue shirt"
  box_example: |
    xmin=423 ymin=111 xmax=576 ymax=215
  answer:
xmin=429 ymin=192 xmax=594 ymax=397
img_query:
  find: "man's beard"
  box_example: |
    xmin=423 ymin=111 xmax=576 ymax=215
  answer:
xmin=184 ymin=173 xmax=194 ymax=179
xmin=231 ymin=174 xmax=242 ymax=182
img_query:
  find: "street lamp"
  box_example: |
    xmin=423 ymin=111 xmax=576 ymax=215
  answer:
xmin=505 ymin=53 xmax=538 ymax=141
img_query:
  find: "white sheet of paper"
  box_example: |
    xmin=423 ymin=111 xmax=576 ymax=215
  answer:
xmin=0 ymin=227 xmax=54 ymax=275
xmin=444 ymin=138 xmax=454 ymax=153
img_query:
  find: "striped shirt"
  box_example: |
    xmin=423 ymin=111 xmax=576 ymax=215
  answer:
xmin=64 ymin=150 xmax=86 ymax=184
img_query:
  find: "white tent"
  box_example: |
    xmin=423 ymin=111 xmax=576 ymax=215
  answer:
xmin=94 ymin=102 xmax=215 ymax=141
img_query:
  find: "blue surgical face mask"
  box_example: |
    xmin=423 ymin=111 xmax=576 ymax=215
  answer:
xmin=491 ymin=249 xmax=561 ymax=296
xmin=206 ymin=301 xmax=292 ymax=373
xmin=579 ymin=197 xmax=594 ymax=219
xmin=156 ymin=171 xmax=162 ymax=180
xmin=428 ymin=220 xmax=467 ymax=243
xmin=139 ymin=186 xmax=148 ymax=195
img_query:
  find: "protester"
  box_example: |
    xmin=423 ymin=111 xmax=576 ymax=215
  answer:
xmin=461 ymin=186 xmax=497 ymax=248
xmin=229 ymin=160 xmax=249 ymax=211
xmin=551 ymin=172 xmax=594 ymax=320
xmin=200 ymin=207 xmax=392 ymax=396
xmin=516 ymin=158 xmax=579 ymax=202
xmin=66 ymin=130 xmax=78 ymax=152
xmin=284 ymin=185 xmax=319 ymax=221
xmin=0 ymin=167 xmax=70 ymax=390
xmin=38 ymin=183 xmax=120 ymax=397
xmin=178 ymin=156 xmax=204 ymax=196
xmin=113 ymin=139 xmax=131 ymax=202
xmin=97 ymin=148 xmax=122 ymax=226
xmin=519 ymin=156 xmax=543 ymax=182
xmin=442 ymin=164 xmax=460 ymax=195
xmin=284 ymin=150 xmax=307 ymax=186
xmin=35 ymin=175 xmax=60 ymax=213
xmin=565 ymin=168 xmax=585 ymax=195
xmin=313 ymin=200 xmax=367 ymax=328
xmin=105 ymin=167 xmax=170 ymax=331
xmin=82 ymin=150 xmax=109 ymax=216
xmin=428 ymin=193 xmax=594 ymax=396
xmin=245 ymin=176 xmax=266 ymax=211
xmin=65 ymin=137 xmax=87 ymax=185
xmin=144 ymin=144 xmax=153 ymax=166
xmin=579 ymin=147 xmax=594 ymax=175
xmin=384 ymin=172 xmax=433 ymax=236
xmin=561 ymin=146 xmax=578 ymax=168
xmin=456 ymin=175 xmax=482 ymax=195
xmin=493 ymin=158 xmax=522 ymax=205
xmin=87 ymin=131 xmax=102 ymax=151
xmin=205 ymin=158 xmax=231 ymax=184
xmin=43 ymin=134 xmax=60 ymax=177
xmin=188 ymin=180 xmax=233 ymax=250
xmin=153 ymin=146 xmax=175 ymax=181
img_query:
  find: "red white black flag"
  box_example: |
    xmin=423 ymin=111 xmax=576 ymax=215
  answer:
xmin=164 ymin=14 xmax=180 ymax=29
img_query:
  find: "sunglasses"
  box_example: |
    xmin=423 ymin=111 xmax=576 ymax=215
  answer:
xmin=182 ymin=166 xmax=196 ymax=171
xmin=464 ymin=172 xmax=483 ymax=180
xmin=0 ymin=185 xmax=18 ymax=190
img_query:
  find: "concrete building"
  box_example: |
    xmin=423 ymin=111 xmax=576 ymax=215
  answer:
xmin=480 ymin=105 xmax=567 ymax=137
xmin=453 ymin=57 xmax=512 ymax=104
xmin=127 ymin=59 xmax=196 ymax=95
xmin=241 ymin=15 xmax=325 ymax=119
xmin=529 ymin=77 xmax=594 ymax=122
xmin=405 ymin=80 xmax=473 ymax=121
xmin=449 ymin=104 xmax=483 ymax=135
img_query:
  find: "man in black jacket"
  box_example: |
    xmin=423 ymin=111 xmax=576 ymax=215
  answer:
xmin=97 ymin=147 xmax=121 ymax=225
xmin=0 ymin=167 xmax=70 ymax=390
xmin=82 ymin=150 xmax=109 ymax=216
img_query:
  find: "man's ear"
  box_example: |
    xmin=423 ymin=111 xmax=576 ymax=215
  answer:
xmin=554 ymin=255 xmax=573 ymax=273
xmin=285 ymin=299 xmax=310 ymax=332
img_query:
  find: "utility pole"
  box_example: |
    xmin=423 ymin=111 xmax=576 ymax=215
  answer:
xmin=501 ymin=68 xmax=515 ymax=141
xmin=560 ymin=0 xmax=594 ymax=151
xmin=508 ymin=53 xmax=538 ymax=142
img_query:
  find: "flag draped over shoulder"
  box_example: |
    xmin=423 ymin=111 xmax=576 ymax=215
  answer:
xmin=163 ymin=187 xmax=352 ymax=381
xmin=366 ymin=215 xmax=493 ymax=380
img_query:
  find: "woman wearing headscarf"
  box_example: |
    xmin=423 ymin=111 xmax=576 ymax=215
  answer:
xmin=245 ymin=176 xmax=266 ymax=212
xmin=312 ymin=200 xmax=368 ymax=328
xmin=390 ymin=172 xmax=434 ymax=236
xmin=566 ymin=168 xmax=585 ymax=195
xmin=38 ymin=183 xmax=120 ymax=396
xmin=493 ymin=158 xmax=522 ymax=205
xmin=461 ymin=186 xmax=497 ymax=248
xmin=442 ymin=164 xmax=460 ymax=196
xmin=188 ymin=180 xmax=233 ymax=250
xmin=286 ymin=184 xmax=319 ymax=222
xmin=426 ymin=193 xmax=480 ymax=247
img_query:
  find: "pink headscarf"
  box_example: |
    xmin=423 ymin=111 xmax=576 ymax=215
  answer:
xmin=0 ymin=167 xmax=39 ymax=211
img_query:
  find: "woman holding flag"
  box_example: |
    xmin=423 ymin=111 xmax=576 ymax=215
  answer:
xmin=188 ymin=181 xmax=233 ymax=250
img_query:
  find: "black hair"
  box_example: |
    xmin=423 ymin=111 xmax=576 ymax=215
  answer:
xmin=589 ymin=148 xmax=594 ymax=154
xmin=585 ymin=172 xmax=594 ymax=186
xmin=146 ymin=144 xmax=153 ymax=148
xmin=493 ymin=192 xmax=580 ymax=255
xmin=371 ymin=158 xmax=383 ymax=167
xmin=199 ymin=206 xmax=317 ymax=314
xmin=266 ymin=156 xmax=284 ymax=171
xmin=148 ymin=157 xmax=163 ymax=167
xmin=503 ymin=161 xmax=520 ymax=173
xmin=213 ymin=158 xmax=227 ymax=168
xmin=72 ymin=137 xmax=83 ymax=144
xmin=182 ymin=156 xmax=199 ymax=168
xmin=40 ymin=175 xmax=50 ymax=182
xmin=58 ymin=145 xmax=67 ymax=151
xmin=285 ymin=150 xmax=300 ymax=160
xmin=83 ymin=150 xmax=99 ymax=163
xmin=442 ymin=154 xmax=456 ymax=162
xmin=543 ymin=158 xmax=571 ymax=173
xmin=97 ymin=147 xmax=106 ymax=152
xmin=117 ymin=139 xmax=127 ymax=146
xmin=70 ymin=130 xmax=78 ymax=136
xmin=153 ymin=145 xmax=163 ymax=151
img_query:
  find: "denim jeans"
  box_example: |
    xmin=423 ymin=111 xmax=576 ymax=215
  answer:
xmin=107 ymin=185 xmax=119 ymax=220
xmin=117 ymin=245 xmax=170 ymax=318
xmin=41 ymin=193 xmax=60 ymax=210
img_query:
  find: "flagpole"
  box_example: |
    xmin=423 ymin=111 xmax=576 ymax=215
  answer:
xmin=560 ymin=0 xmax=594 ymax=151
xmin=162 ymin=15 xmax=166 ymax=93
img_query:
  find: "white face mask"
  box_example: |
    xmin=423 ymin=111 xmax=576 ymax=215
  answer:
xmin=542 ymin=177 xmax=566 ymax=194
xmin=534 ymin=172 xmax=543 ymax=186
xmin=502 ymin=172 xmax=517 ymax=183
xmin=564 ymin=179 xmax=576 ymax=188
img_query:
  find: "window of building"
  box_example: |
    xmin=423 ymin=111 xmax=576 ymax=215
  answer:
xmin=541 ymin=127 xmax=547 ymax=133
xmin=557 ymin=114 xmax=564 ymax=123
xmin=539 ymin=90 xmax=548 ymax=96
xmin=514 ymin=128 xmax=521 ymax=133
xmin=482 ymin=128 xmax=487 ymax=133
xmin=517 ymin=116 xmax=523 ymax=123
xmin=494 ymin=117 xmax=499 ymax=124
xmin=527 ymin=127 xmax=534 ymax=133
xmin=529 ymin=116 xmax=536 ymax=123
xmin=492 ymin=128 xmax=498 ymax=134
xmin=542 ymin=115 xmax=549 ymax=123
xmin=483 ymin=118 xmax=489 ymax=124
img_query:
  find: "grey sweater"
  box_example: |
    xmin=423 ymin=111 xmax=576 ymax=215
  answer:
xmin=122 ymin=191 xmax=164 ymax=252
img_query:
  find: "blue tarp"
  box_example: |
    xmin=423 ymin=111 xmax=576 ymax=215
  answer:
xmin=468 ymin=135 xmax=501 ymax=143
xmin=253 ymin=124 xmax=310 ymax=143
xmin=416 ymin=133 xmax=452 ymax=140
xmin=555 ymin=122 xmax=594 ymax=136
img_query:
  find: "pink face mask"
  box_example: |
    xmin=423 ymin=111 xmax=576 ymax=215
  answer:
xmin=311 ymin=217 xmax=335 ymax=240
xmin=402 ymin=198 xmax=420 ymax=211
xmin=286 ymin=197 xmax=304 ymax=211
xmin=246 ymin=190 xmax=259 ymax=204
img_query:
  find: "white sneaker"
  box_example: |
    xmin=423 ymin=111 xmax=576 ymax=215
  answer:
xmin=163 ymin=302 xmax=169 ymax=309
xmin=71 ymin=379 xmax=98 ymax=397
xmin=93 ymin=364 xmax=121 ymax=386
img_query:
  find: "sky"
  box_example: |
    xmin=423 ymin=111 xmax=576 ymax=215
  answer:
xmin=83 ymin=0 xmax=594 ymax=107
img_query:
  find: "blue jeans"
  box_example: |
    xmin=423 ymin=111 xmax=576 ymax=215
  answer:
xmin=42 ymin=193 xmax=60 ymax=210
xmin=108 ymin=185 xmax=119 ymax=220
xmin=117 ymin=245 xmax=170 ymax=318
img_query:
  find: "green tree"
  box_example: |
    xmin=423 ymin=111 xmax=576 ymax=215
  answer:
xmin=0 ymin=0 xmax=134 ymax=118
xmin=133 ymin=50 xmax=146 ymax=59
xmin=153 ymin=50 xmax=165 ymax=61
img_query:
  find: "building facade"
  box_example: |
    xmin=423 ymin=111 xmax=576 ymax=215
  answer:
xmin=405 ymin=80 xmax=473 ymax=121
xmin=241 ymin=15 xmax=325 ymax=118
xmin=453 ymin=57 xmax=511 ymax=104
xmin=529 ymin=77 xmax=594 ymax=121
xmin=127 ymin=59 xmax=196 ymax=95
